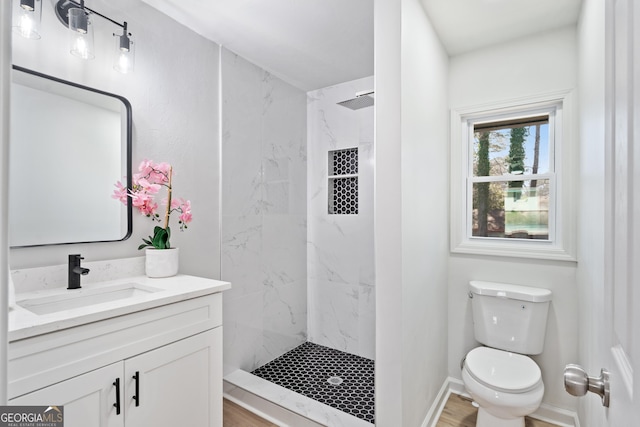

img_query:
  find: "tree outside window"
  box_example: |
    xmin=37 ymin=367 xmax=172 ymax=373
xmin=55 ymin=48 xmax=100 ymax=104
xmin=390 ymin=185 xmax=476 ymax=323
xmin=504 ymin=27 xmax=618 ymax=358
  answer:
xmin=471 ymin=116 xmax=550 ymax=240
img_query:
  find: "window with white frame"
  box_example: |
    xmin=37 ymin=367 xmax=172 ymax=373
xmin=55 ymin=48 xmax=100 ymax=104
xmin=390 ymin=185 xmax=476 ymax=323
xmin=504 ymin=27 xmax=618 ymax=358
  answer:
xmin=450 ymin=92 xmax=576 ymax=261
xmin=471 ymin=114 xmax=553 ymax=240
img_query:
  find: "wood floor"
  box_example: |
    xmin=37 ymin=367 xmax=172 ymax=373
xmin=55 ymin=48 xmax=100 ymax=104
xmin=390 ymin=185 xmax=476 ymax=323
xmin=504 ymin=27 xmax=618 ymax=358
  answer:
xmin=223 ymin=394 xmax=561 ymax=427
xmin=223 ymin=399 xmax=278 ymax=427
xmin=435 ymin=394 xmax=559 ymax=427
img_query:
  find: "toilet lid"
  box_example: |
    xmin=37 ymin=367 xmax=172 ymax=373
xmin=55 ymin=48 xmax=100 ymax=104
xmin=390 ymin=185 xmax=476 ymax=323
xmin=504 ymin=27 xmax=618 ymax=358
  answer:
xmin=465 ymin=347 xmax=542 ymax=393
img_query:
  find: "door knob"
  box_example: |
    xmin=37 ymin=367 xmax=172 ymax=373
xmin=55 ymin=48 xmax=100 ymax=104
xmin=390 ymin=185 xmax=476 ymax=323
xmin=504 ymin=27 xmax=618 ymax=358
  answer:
xmin=564 ymin=364 xmax=610 ymax=407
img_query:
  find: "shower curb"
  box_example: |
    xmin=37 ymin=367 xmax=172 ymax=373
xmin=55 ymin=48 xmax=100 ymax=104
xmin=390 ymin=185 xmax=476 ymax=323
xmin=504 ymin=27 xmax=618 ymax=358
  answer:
xmin=224 ymin=369 xmax=372 ymax=427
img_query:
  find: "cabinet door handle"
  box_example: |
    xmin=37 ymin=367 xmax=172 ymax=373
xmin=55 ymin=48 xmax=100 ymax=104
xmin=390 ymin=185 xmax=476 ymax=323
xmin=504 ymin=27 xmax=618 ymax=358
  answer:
xmin=132 ymin=371 xmax=140 ymax=407
xmin=113 ymin=378 xmax=121 ymax=415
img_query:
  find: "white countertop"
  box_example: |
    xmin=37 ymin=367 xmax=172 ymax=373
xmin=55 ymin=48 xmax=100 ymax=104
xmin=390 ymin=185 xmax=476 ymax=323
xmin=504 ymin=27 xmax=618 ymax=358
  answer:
xmin=9 ymin=274 xmax=230 ymax=342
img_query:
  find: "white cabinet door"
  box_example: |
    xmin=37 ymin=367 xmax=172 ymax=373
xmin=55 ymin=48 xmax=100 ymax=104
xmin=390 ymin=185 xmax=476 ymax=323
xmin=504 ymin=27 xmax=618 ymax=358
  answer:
xmin=10 ymin=362 xmax=124 ymax=427
xmin=124 ymin=328 xmax=222 ymax=427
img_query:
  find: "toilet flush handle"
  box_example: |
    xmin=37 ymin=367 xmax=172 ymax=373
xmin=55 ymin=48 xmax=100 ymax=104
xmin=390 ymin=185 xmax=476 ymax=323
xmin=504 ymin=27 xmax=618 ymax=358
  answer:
xmin=564 ymin=364 xmax=610 ymax=407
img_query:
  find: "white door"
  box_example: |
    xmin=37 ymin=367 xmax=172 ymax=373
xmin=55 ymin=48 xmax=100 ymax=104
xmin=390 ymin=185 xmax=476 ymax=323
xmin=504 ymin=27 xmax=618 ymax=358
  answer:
xmin=602 ymin=0 xmax=640 ymax=423
xmin=10 ymin=362 xmax=124 ymax=427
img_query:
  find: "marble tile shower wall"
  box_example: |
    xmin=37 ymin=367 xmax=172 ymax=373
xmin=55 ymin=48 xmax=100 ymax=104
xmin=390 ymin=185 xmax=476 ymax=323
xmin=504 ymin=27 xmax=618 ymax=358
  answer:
xmin=221 ymin=48 xmax=308 ymax=375
xmin=307 ymin=77 xmax=375 ymax=360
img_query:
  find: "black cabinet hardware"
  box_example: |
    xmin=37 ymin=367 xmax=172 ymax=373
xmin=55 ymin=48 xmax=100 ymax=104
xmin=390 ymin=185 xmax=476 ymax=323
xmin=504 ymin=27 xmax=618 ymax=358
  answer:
xmin=132 ymin=371 xmax=140 ymax=407
xmin=113 ymin=378 xmax=121 ymax=415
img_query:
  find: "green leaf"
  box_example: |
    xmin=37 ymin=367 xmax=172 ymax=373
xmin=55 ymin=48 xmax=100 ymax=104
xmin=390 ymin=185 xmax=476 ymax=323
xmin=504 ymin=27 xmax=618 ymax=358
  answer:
xmin=151 ymin=226 xmax=170 ymax=249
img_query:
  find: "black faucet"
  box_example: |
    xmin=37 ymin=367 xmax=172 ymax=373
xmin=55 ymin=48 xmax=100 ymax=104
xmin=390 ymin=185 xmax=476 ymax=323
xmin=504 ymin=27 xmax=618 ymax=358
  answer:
xmin=68 ymin=254 xmax=90 ymax=289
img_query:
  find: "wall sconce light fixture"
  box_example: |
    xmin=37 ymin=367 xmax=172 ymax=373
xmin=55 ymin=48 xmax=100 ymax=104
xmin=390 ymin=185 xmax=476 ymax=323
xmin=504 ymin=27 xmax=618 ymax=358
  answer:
xmin=114 ymin=22 xmax=135 ymax=74
xmin=12 ymin=0 xmax=42 ymax=40
xmin=55 ymin=0 xmax=135 ymax=73
xmin=13 ymin=0 xmax=135 ymax=74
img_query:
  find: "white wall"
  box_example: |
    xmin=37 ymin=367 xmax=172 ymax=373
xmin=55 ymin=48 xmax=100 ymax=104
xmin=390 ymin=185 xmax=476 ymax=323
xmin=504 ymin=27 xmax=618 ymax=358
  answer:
xmin=448 ymin=27 xmax=580 ymax=410
xmin=449 ymin=27 xmax=577 ymax=107
xmin=375 ymin=0 xmax=449 ymax=424
xmin=1 ymin=0 xmax=11 ymax=404
xmin=10 ymin=0 xmax=221 ymax=281
xmin=220 ymin=48 xmax=307 ymax=375
xmin=400 ymin=0 xmax=450 ymax=424
xmin=576 ymin=0 xmax=607 ymax=425
xmin=307 ymin=76 xmax=375 ymax=359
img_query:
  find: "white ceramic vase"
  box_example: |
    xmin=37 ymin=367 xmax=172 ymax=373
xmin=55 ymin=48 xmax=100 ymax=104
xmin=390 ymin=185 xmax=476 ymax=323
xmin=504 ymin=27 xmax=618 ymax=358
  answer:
xmin=145 ymin=247 xmax=179 ymax=278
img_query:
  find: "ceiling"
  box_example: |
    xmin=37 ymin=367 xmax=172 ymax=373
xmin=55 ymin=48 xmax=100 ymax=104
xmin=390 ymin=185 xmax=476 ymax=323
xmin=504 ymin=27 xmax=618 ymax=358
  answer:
xmin=140 ymin=0 xmax=582 ymax=92
xmin=421 ymin=0 xmax=583 ymax=56
xmin=140 ymin=0 xmax=374 ymax=91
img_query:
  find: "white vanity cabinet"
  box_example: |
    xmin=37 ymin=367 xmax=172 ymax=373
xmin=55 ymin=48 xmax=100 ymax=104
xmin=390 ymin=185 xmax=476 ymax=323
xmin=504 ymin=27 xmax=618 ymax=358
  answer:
xmin=8 ymin=276 xmax=229 ymax=427
xmin=12 ymin=329 xmax=221 ymax=427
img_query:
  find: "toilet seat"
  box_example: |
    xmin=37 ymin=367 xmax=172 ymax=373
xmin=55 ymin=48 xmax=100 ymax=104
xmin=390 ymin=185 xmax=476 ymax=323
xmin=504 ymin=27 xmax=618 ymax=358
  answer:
xmin=465 ymin=347 xmax=541 ymax=393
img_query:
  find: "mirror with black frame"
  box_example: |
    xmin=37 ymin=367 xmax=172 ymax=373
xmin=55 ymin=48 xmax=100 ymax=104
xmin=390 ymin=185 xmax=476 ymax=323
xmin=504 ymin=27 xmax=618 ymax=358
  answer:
xmin=9 ymin=65 xmax=132 ymax=248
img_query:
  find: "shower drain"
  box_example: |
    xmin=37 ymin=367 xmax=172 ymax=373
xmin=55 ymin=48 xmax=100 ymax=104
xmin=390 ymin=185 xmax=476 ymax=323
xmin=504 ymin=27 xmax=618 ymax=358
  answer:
xmin=327 ymin=376 xmax=344 ymax=385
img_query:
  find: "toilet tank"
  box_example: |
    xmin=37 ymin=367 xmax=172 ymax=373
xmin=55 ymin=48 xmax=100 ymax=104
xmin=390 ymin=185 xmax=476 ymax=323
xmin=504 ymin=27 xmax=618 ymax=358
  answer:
xmin=469 ymin=281 xmax=552 ymax=355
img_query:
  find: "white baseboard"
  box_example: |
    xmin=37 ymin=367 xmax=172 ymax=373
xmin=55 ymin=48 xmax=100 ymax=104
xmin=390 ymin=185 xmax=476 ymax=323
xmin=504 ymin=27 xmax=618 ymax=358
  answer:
xmin=422 ymin=377 xmax=580 ymax=427
xmin=445 ymin=377 xmax=469 ymax=397
xmin=531 ymin=403 xmax=581 ymax=427
xmin=420 ymin=379 xmax=455 ymax=427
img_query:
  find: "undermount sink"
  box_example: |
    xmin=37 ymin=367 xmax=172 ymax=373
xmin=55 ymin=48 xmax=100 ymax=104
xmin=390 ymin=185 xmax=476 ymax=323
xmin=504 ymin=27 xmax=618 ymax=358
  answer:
xmin=18 ymin=282 xmax=163 ymax=315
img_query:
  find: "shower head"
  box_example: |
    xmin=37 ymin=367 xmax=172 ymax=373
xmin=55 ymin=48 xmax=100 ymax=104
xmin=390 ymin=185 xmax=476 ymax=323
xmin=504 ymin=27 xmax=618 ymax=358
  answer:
xmin=337 ymin=90 xmax=374 ymax=110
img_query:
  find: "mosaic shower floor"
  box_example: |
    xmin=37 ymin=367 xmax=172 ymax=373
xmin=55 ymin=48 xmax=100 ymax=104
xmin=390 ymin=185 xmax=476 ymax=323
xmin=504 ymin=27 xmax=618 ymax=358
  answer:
xmin=251 ymin=342 xmax=375 ymax=424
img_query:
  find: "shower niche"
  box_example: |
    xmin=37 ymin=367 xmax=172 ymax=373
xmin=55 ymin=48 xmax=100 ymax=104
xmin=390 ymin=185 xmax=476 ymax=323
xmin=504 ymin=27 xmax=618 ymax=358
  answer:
xmin=328 ymin=147 xmax=359 ymax=215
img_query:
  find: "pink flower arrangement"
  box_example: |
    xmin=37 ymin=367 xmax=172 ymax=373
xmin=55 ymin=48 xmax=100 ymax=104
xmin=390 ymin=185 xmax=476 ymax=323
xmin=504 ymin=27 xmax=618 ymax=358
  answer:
xmin=113 ymin=160 xmax=192 ymax=250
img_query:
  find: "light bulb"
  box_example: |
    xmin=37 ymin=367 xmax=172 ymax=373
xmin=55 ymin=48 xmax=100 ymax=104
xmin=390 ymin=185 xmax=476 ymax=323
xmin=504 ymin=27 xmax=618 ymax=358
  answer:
xmin=68 ymin=7 xmax=94 ymax=60
xmin=113 ymin=29 xmax=135 ymax=73
xmin=13 ymin=0 xmax=41 ymax=40
xmin=18 ymin=14 xmax=34 ymax=37
xmin=73 ymin=36 xmax=90 ymax=59
xmin=117 ymin=52 xmax=130 ymax=72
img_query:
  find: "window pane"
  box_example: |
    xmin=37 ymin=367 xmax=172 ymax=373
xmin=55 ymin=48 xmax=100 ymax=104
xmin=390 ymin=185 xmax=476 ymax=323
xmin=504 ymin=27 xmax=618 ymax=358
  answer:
xmin=473 ymin=120 xmax=550 ymax=177
xmin=472 ymin=179 xmax=550 ymax=239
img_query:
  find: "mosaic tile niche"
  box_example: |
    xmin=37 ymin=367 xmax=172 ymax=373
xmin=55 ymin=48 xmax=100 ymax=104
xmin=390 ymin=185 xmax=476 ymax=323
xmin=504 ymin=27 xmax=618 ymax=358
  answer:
xmin=328 ymin=148 xmax=359 ymax=215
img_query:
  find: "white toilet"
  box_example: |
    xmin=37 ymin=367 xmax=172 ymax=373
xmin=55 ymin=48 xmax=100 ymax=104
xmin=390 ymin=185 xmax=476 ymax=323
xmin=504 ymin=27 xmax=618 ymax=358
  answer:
xmin=461 ymin=281 xmax=552 ymax=427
